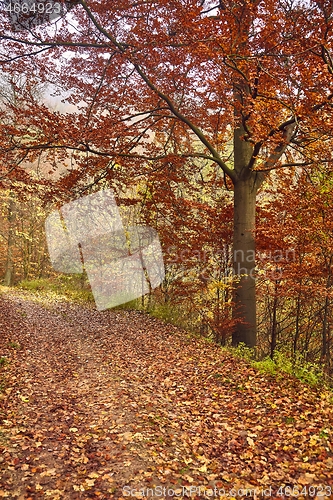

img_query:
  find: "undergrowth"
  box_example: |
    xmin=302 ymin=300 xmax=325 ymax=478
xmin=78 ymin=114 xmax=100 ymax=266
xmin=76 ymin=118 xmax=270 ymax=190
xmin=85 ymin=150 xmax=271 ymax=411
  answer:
xmin=114 ymin=297 xmax=195 ymax=330
xmin=230 ymin=342 xmax=329 ymax=388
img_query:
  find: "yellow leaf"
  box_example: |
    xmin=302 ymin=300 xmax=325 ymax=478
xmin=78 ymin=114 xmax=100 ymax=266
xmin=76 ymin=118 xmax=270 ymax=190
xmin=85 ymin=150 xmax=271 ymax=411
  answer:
xmin=41 ymin=468 xmax=56 ymax=477
xmin=88 ymin=472 xmax=99 ymax=479
xmin=247 ymin=437 xmax=255 ymax=447
xmin=132 ymin=432 xmax=144 ymax=441
xmin=102 ymin=474 xmax=114 ymax=482
xmin=309 ymin=436 xmax=319 ymax=446
xmin=69 ymin=427 xmax=78 ymax=433
xmin=45 ymin=490 xmax=63 ymax=497
xmin=198 ymin=464 xmax=207 ymax=473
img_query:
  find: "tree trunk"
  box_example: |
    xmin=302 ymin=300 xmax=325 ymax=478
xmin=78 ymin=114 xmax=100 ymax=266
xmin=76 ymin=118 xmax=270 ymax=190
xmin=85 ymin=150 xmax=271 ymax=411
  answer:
xmin=270 ymin=283 xmax=279 ymax=359
xmin=4 ymin=193 xmax=16 ymax=286
xmin=229 ymin=74 xmax=293 ymax=346
xmin=232 ymin=175 xmax=258 ymax=347
xmin=231 ymin=75 xmax=263 ymax=348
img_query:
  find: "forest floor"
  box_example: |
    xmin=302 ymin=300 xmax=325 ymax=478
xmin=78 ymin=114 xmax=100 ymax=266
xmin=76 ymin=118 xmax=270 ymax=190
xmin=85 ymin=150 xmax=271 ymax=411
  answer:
xmin=0 ymin=288 xmax=332 ymax=500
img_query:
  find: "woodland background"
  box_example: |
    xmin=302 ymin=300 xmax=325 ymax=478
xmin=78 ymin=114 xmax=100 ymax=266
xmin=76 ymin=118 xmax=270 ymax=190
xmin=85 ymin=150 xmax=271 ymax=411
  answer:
xmin=1 ymin=149 xmax=333 ymax=382
xmin=0 ymin=0 xmax=333 ymax=383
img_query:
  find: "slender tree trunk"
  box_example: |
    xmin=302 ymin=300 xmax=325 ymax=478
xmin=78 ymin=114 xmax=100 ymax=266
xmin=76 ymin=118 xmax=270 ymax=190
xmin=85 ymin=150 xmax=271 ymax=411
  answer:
xmin=321 ymin=257 xmax=332 ymax=369
xmin=322 ymin=294 xmax=330 ymax=366
xmin=4 ymin=193 xmax=16 ymax=286
xmin=270 ymin=282 xmax=279 ymax=359
xmin=293 ymin=291 xmax=302 ymax=355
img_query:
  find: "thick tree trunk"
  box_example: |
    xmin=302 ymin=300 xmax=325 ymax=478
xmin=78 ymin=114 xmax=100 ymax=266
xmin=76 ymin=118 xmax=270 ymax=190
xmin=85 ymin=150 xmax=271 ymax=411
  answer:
xmin=232 ymin=175 xmax=257 ymax=347
xmin=231 ymin=80 xmax=261 ymax=347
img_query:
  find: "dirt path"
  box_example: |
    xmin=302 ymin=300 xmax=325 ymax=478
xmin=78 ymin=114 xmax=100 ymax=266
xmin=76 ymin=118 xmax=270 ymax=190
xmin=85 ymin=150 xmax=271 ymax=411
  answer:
xmin=0 ymin=290 xmax=332 ymax=499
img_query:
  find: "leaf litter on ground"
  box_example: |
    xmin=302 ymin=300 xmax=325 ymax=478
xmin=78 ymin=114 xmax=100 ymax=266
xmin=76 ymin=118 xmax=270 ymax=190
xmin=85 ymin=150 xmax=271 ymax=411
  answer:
xmin=0 ymin=288 xmax=332 ymax=499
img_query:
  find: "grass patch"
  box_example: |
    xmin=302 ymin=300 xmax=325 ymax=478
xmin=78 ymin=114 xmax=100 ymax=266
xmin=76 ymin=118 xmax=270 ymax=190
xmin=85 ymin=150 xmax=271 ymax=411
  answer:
xmin=0 ymin=431 xmax=8 ymax=445
xmin=0 ymin=357 xmax=8 ymax=367
xmin=148 ymin=302 xmax=184 ymax=325
xmin=228 ymin=343 xmax=327 ymax=388
xmin=114 ymin=297 xmax=193 ymax=331
xmin=18 ymin=278 xmax=51 ymax=292
xmin=114 ymin=297 xmax=145 ymax=311
xmin=18 ymin=275 xmax=94 ymax=304
xmin=7 ymin=341 xmax=20 ymax=350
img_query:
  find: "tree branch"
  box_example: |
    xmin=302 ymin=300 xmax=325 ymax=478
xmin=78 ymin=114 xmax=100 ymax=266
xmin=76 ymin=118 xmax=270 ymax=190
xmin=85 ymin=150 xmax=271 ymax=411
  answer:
xmin=77 ymin=0 xmax=237 ymax=183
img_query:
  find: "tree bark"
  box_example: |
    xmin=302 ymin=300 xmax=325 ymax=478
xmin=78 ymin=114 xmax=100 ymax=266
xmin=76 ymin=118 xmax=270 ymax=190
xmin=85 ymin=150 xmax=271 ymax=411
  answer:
xmin=270 ymin=282 xmax=279 ymax=359
xmin=232 ymin=175 xmax=258 ymax=347
xmin=231 ymin=80 xmax=262 ymax=347
xmin=4 ymin=193 xmax=16 ymax=286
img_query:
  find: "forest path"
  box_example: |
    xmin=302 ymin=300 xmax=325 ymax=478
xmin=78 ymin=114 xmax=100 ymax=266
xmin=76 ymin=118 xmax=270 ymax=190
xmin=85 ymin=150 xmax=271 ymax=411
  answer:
xmin=0 ymin=289 xmax=332 ymax=499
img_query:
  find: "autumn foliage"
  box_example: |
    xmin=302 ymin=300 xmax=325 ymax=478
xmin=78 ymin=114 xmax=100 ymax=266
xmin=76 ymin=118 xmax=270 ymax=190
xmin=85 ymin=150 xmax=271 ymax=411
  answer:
xmin=1 ymin=2 xmax=333 ymax=495
xmin=1 ymin=1 xmax=333 ymax=355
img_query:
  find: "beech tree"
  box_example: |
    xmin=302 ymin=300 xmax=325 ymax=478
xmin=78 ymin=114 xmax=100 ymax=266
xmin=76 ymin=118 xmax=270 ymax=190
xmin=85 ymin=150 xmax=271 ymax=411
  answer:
xmin=1 ymin=0 xmax=333 ymax=346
